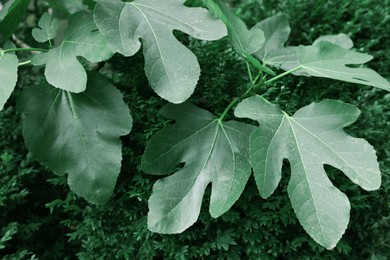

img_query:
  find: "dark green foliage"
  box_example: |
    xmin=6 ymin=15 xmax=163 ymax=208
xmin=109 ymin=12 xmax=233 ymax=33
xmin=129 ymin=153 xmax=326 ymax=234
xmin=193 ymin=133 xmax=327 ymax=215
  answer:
xmin=0 ymin=0 xmax=30 ymax=39
xmin=0 ymin=68 xmax=80 ymax=259
xmin=0 ymin=0 xmax=389 ymax=258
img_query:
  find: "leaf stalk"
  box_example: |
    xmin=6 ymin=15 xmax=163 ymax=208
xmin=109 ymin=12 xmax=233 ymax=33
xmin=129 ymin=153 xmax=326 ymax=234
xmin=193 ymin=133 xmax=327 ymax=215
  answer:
xmin=18 ymin=60 xmax=32 ymax=66
xmin=264 ymin=66 xmax=302 ymax=85
xmin=219 ymin=87 xmax=252 ymax=121
xmin=219 ymin=65 xmax=303 ymax=121
xmin=4 ymin=47 xmax=48 ymax=53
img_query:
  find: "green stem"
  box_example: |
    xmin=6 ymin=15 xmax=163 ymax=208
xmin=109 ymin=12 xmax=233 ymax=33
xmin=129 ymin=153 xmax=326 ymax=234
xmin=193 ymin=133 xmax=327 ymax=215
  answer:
xmin=253 ymin=73 xmax=262 ymax=85
xmin=219 ymin=64 xmax=303 ymax=121
xmin=264 ymin=66 xmax=302 ymax=85
xmin=219 ymin=88 xmax=252 ymax=121
xmin=246 ymin=62 xmax=254 ymax=83
xmin=4 ymin=47 xmax=48 ymax=53
xmin=18 ymin=60 xmax=31 ymax=66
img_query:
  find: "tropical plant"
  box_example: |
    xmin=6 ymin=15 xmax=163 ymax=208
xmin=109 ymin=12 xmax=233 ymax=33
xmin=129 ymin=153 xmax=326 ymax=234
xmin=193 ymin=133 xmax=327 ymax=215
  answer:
xmin=0 ymin=0 xmax=388 ymax=250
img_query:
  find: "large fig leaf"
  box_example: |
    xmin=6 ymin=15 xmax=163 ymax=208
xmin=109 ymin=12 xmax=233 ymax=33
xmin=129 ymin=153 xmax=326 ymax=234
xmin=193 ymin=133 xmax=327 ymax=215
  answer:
xmin=93 ymin=0 xmax=227 ymax=103
xmin=0 ymin=0 xmax=29 ymax=38
xmin=0 ymin=51 xmax=18 ymax=111
xmin=18 ymin=72 xmax=132 ymax=204
xmin=32 ymin=12 xmax=113 ymax=93
xmin=142 ymin=103 xmax=254 ymax=233
xmin=235 ymin=95 xmax=381 ymax=249
xmin=253 ymin=14 xmax=390 ymax=91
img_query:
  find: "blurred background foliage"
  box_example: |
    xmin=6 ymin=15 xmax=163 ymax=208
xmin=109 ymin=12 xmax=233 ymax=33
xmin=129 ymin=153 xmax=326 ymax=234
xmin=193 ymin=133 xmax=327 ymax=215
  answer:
xmin=0 ymin=0 xmax=389 ymax=259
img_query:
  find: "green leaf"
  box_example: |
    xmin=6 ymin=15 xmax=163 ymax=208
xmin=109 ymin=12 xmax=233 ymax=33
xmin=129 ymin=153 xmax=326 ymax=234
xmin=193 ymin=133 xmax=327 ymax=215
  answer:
xmin=275 ymin=41 xmax=390 ymax=91
xmin=32 ymin=12 xmax=113 ymax=92
xmin=235 ymin=95 xmax=381 ymax=249
xmin=203 ymin=0 xmax=274 ymax=75
xmin=253 ymin=14 xmax=291 ymax=64
xmin=253 ymin=14 xmax=390 ymax=91
xmin=0 ymin=51 xmax=18 ymax=111
xmin=17 ymin=72 xmax=132 ymax=204
xmin=313 ymin=33 xmax=353 ymax=49
xmin=203 ymin=0 xmax=264 ymax=54
xmin=32 ymin=12 xmax=59 ymax=43
xmin=93 ymin=0 xmax=227 ymax=103
xmin=0 ymin=0 xmax=29 ymax=38
xmin=240 ymin=51 xmax=275 ymax=76
xmin=142 ymin=103 xmax=254 ymax=233
xmin=253 ymin=15 xmax=353 ymax=62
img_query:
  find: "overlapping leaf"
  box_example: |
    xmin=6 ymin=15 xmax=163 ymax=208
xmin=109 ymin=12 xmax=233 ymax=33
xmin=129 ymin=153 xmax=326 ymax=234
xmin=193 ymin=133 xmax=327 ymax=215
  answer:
xmin=253 ymin=14 xmax=291 ymax=64
xmin=274 ymin=41 xmax=390 ymax=91
xmin=202 ymin=0 xmax=274 ymax=75
xmin=0 ymin=51 xmax=18 ymax=110
xmin=312 ymin=33 xmax=353 ymax=49
xmin=32 ymin=12 xmax=59 ymax=43
xmin=142 ymin=103 xmax=254 ymax=233
xmin=203 ymin=0 xmax=264 ymax=54
xmin=235 ymin=95 xmax=381 ymax=249
xmin=18 ymin=72 xmax=132 ymax=204
xmin=253 ymin=15 xmax=352 ymax=63
xmin=253 ymin=14 xmax=390 ymax=91
xmin=32 ymin=12 xmax=113 ymax=93
xmin=0 ymin=0 xmax=29 ymax=38
xmin=93 ymin=0 xmax=227 ymax=103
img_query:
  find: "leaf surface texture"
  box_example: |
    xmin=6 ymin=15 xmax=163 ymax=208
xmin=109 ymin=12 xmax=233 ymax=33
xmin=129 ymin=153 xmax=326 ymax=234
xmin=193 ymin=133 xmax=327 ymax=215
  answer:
xmin=18 ymin=72 xmax=132 ymax=204
xmin=142 ymin=103 xmax=254 ymax=233
xmin=32 ymin=12 xmax=113 ymax=92
xmin=0 ymin=51 xmax=18 ymax=110
xmin=202 ymin=0 xmax=274 ymax=74
xmin=253 ymin=14 xmax=291 ymax=63
xmin=32 ymin=12 xmax=59 ymax=43
xmin=94 ymin=0 xmax=227 ymax=103
xmin=235 ymin=95 xmax=381 ymax=249
xmin=254 ymin=14 xmax=390 ymax=91
xmin=203 ymin=0 xmax=264 ymax=54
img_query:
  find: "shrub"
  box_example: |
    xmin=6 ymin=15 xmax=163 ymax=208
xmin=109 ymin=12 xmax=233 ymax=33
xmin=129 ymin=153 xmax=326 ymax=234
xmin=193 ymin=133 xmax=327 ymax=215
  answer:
xmin=0 ymin=0 xmax=389 ymax=259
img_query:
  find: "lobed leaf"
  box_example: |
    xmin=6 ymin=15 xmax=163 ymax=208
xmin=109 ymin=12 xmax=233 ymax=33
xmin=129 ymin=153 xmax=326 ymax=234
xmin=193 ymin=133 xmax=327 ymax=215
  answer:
xmin=32 ymin=12 xmax=113 ymax=93
xmin=269 ymin=41 xmax=390 ymax=91
xmin=0 ymin=0 xmax=29 ymax=38
xmin=203 ymin=0 xmax=274 ymax=75
xmin=235 ymin=95 xmax=381 ymax=249
xmin=93 ymin=0 xmax=227 ymax=103
xmin=253 ymin=14 xmax=390 ymax=91
xmin=18 ymin=72 xmax=132 ymax=204
xmin=32 ymin=12 xmax=59 ymax=43
xmin=253 ymin=14 xmax=291 ymax=64
xmin=253 ymin=14 xmax=351 ymax=63
xmin=142 ymin=103 xmax=254 ymax=233
xmin=0 ymin=51 xmax=18 ymax=111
